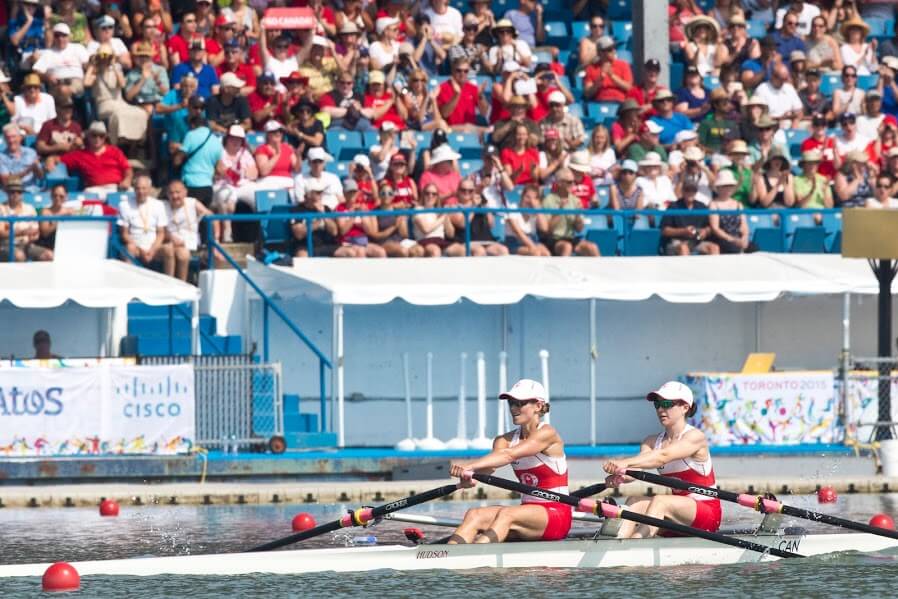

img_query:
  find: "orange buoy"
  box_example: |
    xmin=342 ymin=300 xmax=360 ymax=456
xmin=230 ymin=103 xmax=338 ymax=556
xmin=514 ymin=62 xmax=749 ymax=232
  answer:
xmin=869 ymin=513 xmax=895 ymax=530
xmin=817 ymin=486 xmax=838 ymax=503
xmin=291 ymin=512 xmax=316 ymax=531
xmin=42 ymin=562 xmax=80 ymax=592
xmin=99 ymin=498 xmax=120 ymax=517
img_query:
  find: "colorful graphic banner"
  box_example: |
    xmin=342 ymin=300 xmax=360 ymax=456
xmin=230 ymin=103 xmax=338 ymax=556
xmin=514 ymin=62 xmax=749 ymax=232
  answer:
xmin=688 ymin=372 xmax=838 ymax=445
xmin=0 ymin=365 xmax=194 ymax=456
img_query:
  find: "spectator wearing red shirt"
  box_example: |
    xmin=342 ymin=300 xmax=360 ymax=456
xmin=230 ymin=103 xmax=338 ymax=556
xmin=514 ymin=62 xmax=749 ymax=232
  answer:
xmin=35 ymin=97 xmax=83 ymax=158
xmin=610 ymin=99 xmax=644 ymax=156
xmin=255 ymin=120 xmax=299 ymax=191
xmin=568 ymin=151 xmax=598 ymax=208
xmin=167 ymin=12 xmax=216 ymax=65
xmin=217 ymin=39 xmax=256 ymax=95
xmin=47 ymin=121 xmax=132 ymax=198
xmin=800 ymin=113 xmax=837 ymax=179
xmin=529 ymin=64 xmax=573 ymax=123
xmin=420 ymin=145 xmax=463 ymax=206
xmin=627 ymin=59 xmax=663 ymax=112
xmin=437 ymin=58 xmax=490 ymax=130
xmin=584 ymin=36 xmax=634 ymax=103
xmin=363 ymin=70 xmax=407 ymax=130
xmin=500 ymin=123 xmax=540 ymax=185
xmin=381 ymin=152 xmax=418 ymax=207
xmin=248 ymin=72 xmax=284 ymax=130
xmin=335 ymin=187 xmax=387 ymax=257
xmin=209 ymin=12 xmax=238 ymax=67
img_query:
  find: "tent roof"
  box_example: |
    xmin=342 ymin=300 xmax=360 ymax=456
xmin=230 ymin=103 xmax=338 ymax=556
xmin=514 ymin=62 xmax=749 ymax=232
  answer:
xmin=247 ymin=254 xmax=890 ymax=306
xmin=0 ymin=260 xmax=199 ymax=308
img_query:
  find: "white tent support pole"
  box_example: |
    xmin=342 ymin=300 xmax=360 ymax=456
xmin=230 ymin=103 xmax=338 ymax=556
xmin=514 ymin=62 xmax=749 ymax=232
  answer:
xmin=426 ymin=352 xmax=434 ymax=439
xmin=457 ymin=352 xmax=467 ymax=440
xmin=589 ymin=298 xmax=597 ymax=447
xmin=842 ymin=292 xmax=852 ymax=437
xmin=191 ymin=299 xmax=200 ymax=356
xmin=335 ymin=303 xmax=345 ymax=447
xmin=476 ymin=352 xmax=487 ymax=441
xmin=403 ymin=352 xmax=413 ymax=439
xmin=498 ymin=350 xmax=508 ymax=435
xmin=540 ymin=349 xmax=550 ymax=425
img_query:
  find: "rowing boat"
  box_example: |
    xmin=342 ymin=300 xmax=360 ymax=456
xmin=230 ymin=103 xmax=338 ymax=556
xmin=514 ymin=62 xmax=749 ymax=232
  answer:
xmin=1 ymin=532 xmax=895 ymax=577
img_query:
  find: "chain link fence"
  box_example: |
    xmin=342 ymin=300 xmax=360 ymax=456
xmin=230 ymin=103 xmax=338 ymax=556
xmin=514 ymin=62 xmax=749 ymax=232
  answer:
xmin=140 ymin=355 xmax=283 ymax=449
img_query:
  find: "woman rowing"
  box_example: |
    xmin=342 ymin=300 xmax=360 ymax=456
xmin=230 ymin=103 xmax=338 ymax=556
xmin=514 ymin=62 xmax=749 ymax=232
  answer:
xmin=447 ymin=379 xmax=571 ymax=544
xmin=602 ymin=381 xmax=721 ymax=538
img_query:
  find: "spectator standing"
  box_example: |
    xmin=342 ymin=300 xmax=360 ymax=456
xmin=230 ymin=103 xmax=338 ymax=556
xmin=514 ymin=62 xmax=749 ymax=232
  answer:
xmin=117 ymin=174 xmax=173 ymax=274
xmin=537 ymin=168 xmax=599 ymax=257
xmin=206 ymin=72 xmax=252 ymax=134
xmin=660 ymin=180 xmax=719 ymax=256
xmin=502 ymin=0 xmax=543 ymax=49
xmin=255 ymin=121 xmax=299 ymax=193
xmin=83 ymin=43 xmax=149 ymax=148
xmin=708 ymin=170 xmax=752 ymax=254
xmin=171 ymin=39 xmax=220 ymax=99
xmin=438 ymin=58 xmax=490 ymax=130
xmin=584 ymin=36 xmax=634 ymax=103
xmin=33 ymin=23 xmax=89 ymax=102
xmin=165 ymin=179 xmax=214 ymax=281
xmin=0 ymin=124 xmax=43 ymax=189
xmin=650 ymin=90 xmax=694 ymax=147
xmin=0 ymin=176 xmax=52 ymax=262
xmin=48 ymin=121 xmax=132 ymax=197
xmin=37 ymin=184 xmax=74 ymax=253
xmin=174 ymin=111 xmax=222 ymax=208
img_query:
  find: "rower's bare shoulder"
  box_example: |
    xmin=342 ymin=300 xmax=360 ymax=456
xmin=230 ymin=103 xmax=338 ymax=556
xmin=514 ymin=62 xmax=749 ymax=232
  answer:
xmin=684 ymin=428 xmax=709 ymax=445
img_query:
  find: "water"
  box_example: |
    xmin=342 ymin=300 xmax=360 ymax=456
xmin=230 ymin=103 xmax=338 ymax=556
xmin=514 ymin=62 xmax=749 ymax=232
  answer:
xmin=3 ymin=495 xmax=898 ymax=598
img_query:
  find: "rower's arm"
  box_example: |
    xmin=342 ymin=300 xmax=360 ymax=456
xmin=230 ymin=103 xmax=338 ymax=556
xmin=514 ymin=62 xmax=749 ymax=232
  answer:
xmin=618 ymin=430 xmax=707 ymax=470
xmin=461 ymin=426 xmax=559 ymax=473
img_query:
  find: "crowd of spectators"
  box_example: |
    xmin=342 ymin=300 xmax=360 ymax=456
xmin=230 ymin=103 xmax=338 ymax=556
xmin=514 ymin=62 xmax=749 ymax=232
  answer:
xmin=1 ymin=0 xmax=898 ymax=275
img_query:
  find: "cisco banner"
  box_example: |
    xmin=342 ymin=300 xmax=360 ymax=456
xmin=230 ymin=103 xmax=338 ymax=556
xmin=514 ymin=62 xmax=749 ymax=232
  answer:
xmin=0 ymin=365 xmax=194 ymax=456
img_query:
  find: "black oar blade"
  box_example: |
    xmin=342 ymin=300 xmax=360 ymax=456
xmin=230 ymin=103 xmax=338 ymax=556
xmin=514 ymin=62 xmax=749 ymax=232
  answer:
xmin=248 ymin=483 xmax=460 ymax=552
xmin=471 ymin=473 xmax=802 ymax=559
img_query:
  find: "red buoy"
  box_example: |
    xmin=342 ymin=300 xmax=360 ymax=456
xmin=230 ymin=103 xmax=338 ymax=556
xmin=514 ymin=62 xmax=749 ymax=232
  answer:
xmin=817 ymin=486 xmax=838 ymax=504
xmin=99 ymin=499 xmax=120 ymax=517
xmin=42 ymin=562 xmax=80 ymax=592
xmin=292 ymin=512 xmax=316 ymax=531
xmin=869 ymin=513 xmax=895 ymax=530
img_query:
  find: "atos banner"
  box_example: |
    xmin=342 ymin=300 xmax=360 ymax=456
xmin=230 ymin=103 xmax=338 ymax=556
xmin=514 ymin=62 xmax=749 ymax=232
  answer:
xmin=0 ymin=365 xmax=194 ymax=456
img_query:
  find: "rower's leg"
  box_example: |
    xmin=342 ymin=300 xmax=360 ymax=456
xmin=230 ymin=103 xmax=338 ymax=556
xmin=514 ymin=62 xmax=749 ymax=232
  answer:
xmin=449 ymin=506 xmax=502 ymax=544
xmin=616 ymin=496 xmax=652 ymax=539
xmin=631 ymin=495 xmax=698 ymax=539
xmin=474 ymin=504 xmax=549 ymax=543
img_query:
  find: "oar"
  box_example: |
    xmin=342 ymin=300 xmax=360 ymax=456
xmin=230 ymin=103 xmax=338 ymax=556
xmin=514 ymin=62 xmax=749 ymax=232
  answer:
xmin=572 ymin=482 xmax=608 ymax=497
xmin=625 ymin=469 xmax=898 ymax=541
xmin=469 ymin=472 xmax=802 ymax=558
xmin=248 ymin=483 xmax=461 ymax=552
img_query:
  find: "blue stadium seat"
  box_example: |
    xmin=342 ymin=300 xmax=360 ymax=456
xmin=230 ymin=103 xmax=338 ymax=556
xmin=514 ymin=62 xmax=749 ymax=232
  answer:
xmin=504 ymin=187 xmax=522 ymax=206
xmin=459 ymin=159 xmax=483 ymax=177
xmin=414 ymin=131 xmax=434 ymax=148
xmin=703 ymin=75 xmax=721 ymax=90
xmin=450 ymin=132 xmax=482 ymax=159
xmin=823 ymin=212 xmax=842 ymax=253
xmin=587 ymin=102 xmax=619 ymax=126
xmin=820 ymin=73 xmax=842 ymax=96
xmin=585 ymin=215 xmax=622 ymax=256
xmin=337 ymin=145 xmax=366 ymax=162
xmin=326 ymin=128 xmax=363 ymax=154
xmin=669 ymin=62 xmax=685 ymax=90
xmin=624 ymin=229 xmax=661 ymax=256
xmin=534 ymin=50 xmax=553 ymax=65
xmin=68 ymin=192 xmax=100 ymax=203
xmin=544 ymin=21 xmax=569 ymax=48
xmin=571 ymin=22 xmax=589 ymax=51
xmin=596 ymin=185 xmax=611 ymax=208
xmin=246 ymin=132 xmax=265 ymax=150
xmin=261 ymin=205 xmax=293 ymax=248
xmin=490 ymin=213 xmax=505 ymax=242
xmin=866 ymin=17 xmax=891 ymax=37
xmin=785 ymin=128 xmax=811 ymax=157
xmin=611 ymin=21 xmax=633 ymax=45
xmin=255 ymin=189 xmax=290 ymax=212
xmin=24 ymin=191 xmax=50 ymax=209
xmin=747 ymin=213 xmax=783 ymax=252
xmin=784 ymin=213 xmax=826 ymax=253
xmin=105 ymin=191 xmax=134 ymax=210
xmin=361 ymin=131 xmax=380 ymax=148
xmin=747 ymin=19 xmax=768 ymax=38
xmin=616 ymin=49 xmax=633 ymax=63
xmin=607 ymin=0 xmax=631 ymax=20
xmin=858 ymin=74 xmax=879 ymax=91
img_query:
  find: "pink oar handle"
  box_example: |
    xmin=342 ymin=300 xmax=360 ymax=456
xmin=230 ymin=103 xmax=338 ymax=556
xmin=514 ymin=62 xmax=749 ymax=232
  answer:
xmin=737 ymin=493 xmax=782 ymax=513
xmin=461 ymin=470 xmax=475 ymax=481
xmin=576 ymin=498 xmax=622 ymax=518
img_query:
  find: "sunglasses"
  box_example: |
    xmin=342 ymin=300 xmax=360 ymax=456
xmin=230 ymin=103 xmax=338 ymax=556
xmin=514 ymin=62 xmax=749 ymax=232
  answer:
xmin=559 ymin=179 xmax=576 ymax=184
xmin=459 ymin=187 xmax=475 ymax=192
xmin=423 ymin=191 xmax=439 ymax=196
xmin=785 ymin=20 xmax=798 ymax=26
xmin=507 ymin=399 xmax=538 ymax=409
xmin=591 ymin=22 xmax=604 ymax=28
xmin=454 ymin=68 xmax=470 ymax=74
xmin=464 ymin=25 xmax=478 ymax=31
xmin=339 ymin=80 xmax=354 ymax=85
xmin=653 ymin=399 xmax=684 ymax=409
xmin=844 ymin=73 xmax=857 ymax=78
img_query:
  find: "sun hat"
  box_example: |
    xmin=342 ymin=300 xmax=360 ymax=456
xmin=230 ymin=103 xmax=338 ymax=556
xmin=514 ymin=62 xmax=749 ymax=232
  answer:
xmin=264 ymin=120 xmax=284 ymax=133
xmin=684 ymin=146 xmax=704 ymax=162
xmin=674 ymin=129 xmax=698 ymax=144
xmin=728 ymin=139 xmax=749 ymax=154
xmin=53 ymin=23 xmax=71 ymax=36
xmin=619 ymin=99 xmax=641 ymax=113
xmin=840 ymin=15 xmax=871 ymax=40
xmin=307 ymin=147 xmax=333 ymax=162
xmin=799 ymin=150 xmax=822 ymax=164
xmin=220 ymin=72 xmax=245 ymax=88
xmin=569 ymin=150 xmax=591 ymax=173
xmin=430 ymin=144 xmax=462 ymax=165
xmin=376 ymin=16 xmax=400 ymax=35
xmin=638 ymin=152 xmax=664 ymax=168
xmin=646 ymin=381 xmax=694 ymax=407
xmin=684 ymin=15 xmax=720 ymax=41
xmin=226 ymin=124 xmax=246 ymax=139
xmin=714 ymin=169 xmax=738 ymax=188
xmin=492 ymin=19 xmax=517 ymax=36
xmin=620 ymin=159 xmax=638 ymax=172
xmin=339 ymin=21 xmax=360 ymax=35
xmin=641 ymin=120 xmax=663 ymax=135
xmin=597 ymin=35 xmax=615 ymax=50
xmin=652 ymin=89 xmax=675 ymax=102
xmin=132 ymin=42 xmax=154 ymax=57
xmin=88 ymin=121 xmax=108 ymax=136
xmin=499 ymin=379 xmax=548 ymax=403
xmin=547 ymin=90 xmax=566 ymax=105
xmin=368 ymin=70 xmax=386 ymax=85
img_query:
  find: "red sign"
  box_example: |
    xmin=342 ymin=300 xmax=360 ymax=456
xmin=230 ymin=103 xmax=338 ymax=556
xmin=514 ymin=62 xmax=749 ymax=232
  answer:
xmin=261 ymin=7 xmax=316 ymax=30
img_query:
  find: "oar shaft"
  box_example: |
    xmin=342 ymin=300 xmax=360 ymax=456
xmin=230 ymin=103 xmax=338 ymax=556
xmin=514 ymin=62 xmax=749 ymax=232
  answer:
xmin=471 ymin=473 xmax=802 ymax=559
xmin=249 ymin=483 xmax=461 ymax=552
xmin=626 ymin=470 xmax=898 ymax=541
xmin=571 ymin=483 xmax=608 ymax=498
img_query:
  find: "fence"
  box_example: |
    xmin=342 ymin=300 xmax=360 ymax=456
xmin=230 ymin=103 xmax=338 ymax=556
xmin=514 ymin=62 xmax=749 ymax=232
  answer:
xmin=845 ymin=356 xmax=898 ymax=443
xmin=140 ymin=355 xmax=283 ymax=450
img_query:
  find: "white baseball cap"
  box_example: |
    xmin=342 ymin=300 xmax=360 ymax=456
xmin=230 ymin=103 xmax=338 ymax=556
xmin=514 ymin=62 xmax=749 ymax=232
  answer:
xmin=220 ymin=72 xmax=245 ymax=89
xmin=53 ymin=23 xmax=72 ymax=36
xmin=499 ymin=379 xmax=548 ymax=403
xmin=307 ymin=147 xmax=333 ymax=162
xmin=646 ymin=381 xmax=694 ymax=407
xmin=376 ymin=16 xmax=400 ymax=34
xmin=547 ymin=90 xmax=566 ymax=105
xmin=353 ymin=154 xmax=371 ymax=168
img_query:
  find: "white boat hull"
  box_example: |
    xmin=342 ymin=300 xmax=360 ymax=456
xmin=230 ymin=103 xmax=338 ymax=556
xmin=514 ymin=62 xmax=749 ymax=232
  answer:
xmin=0 ymin=533 xmax=895 ymax=577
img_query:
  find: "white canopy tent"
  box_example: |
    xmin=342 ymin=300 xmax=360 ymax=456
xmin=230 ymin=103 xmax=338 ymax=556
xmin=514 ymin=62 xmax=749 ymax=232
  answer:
xmin=0 ymin=260 xmax=200 ymax=356
xmin=246 ymin=254 xmax=892 ymax=446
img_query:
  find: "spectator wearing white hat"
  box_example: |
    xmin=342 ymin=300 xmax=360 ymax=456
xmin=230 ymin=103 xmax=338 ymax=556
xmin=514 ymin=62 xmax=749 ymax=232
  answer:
xmin=708 ymin=170 xmax=753 ymax=254
xmin=370 ymin=16 xmax=402 ymax=70
xmin=540 ymin=90 xmax=585 ymax=152
xmin=627 ymin=120 xmax=667 ymax=163
xmin=568 ymin=150 xmax=600 ymax=208
xmin=87 ymin=14 xmax=131 ymax=70
xmin=666 ymin=129 xmax=699 ymax=172
xmin=584 ymin=36 xmax=633 ymax=103
xmin=255 ymin=120 xmax=299 ymax=193
xmin=213 ymin=125 xmax=259 ymax=240
xmin=165 ymin=179 xmax=215 ymax=280
xmin=673 ymin=146 xmax=713 ymax=206
xmin=420 ymin=145 xmax=463 ymax=205
xmin=294 ymin=147 xmax=344 ymax=210
xmin=205 ymin=72 xmax=251 ymax=134
xmin=485 ymin=19 xmax=533 ymax=75
xmin=636 ymin=152 xmax=677 ymax=211
xmin=291 ymin=179 xmax=358 ymax=258
xmin=33 ymin=22 xmax=90 ymax=101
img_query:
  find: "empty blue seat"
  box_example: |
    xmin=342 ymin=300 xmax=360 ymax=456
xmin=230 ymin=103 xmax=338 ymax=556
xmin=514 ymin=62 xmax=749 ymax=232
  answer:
xmin=611 ymin=21 xmax=632 ymax=44
xmin=68 ymin=192 xmax=100 ymax=203
xmin=246 ymin=132 xmax=265 ymax=150
xmin=459 ymin=159 xmax=483 ymax=177
xmin=24 ymin=191 xmax=50 ymax=209
xmin=587 ymin=102 xmax=619 ymax=126
xmin=616 ymin=49 xmax=633 ymax=63
xmin=822 ymin=212 xmax=842 ymax=253
xmin=544 ymin=21 xmax=569 ymax=47
xmin=571 ymin=22 xmax=589 ymax=50
xmin=607 ymin=0 xmax=631 ymax=20
xmin=585 ymin=214 xmax=622 ymax=256
xmin=596 ymin=185 xmax=611 ymax=209
xmin=747 ymin=213 xmax=783 ymax=252
xmin=669 ymin=62 xmax=685 ymax=90
xmin=703 ymin=75 xmax=721 ymax=90
xmin=105 ymin=191 xmax=134 ymax=210
xmin=820 ymin=74 xmax=842 ymax=96
xmin=326 ymin=128 xmax=363 ymax=150
xmin=361 ymin=130 xmax=380 ymax=148
xmin=784 ymin=212 xmax=826 ymax=253
xmin=624 ymin=227 xmax=661 ymax=256
xmin=450 ymin=132 xmax=482 ymax=159
xmin=866 ymin=17 xmax=891 ymax=37
xmin=858 ymin=74 xmax=879 ymax=91
xmin=255 ymin=189 xmax=290 ymax=212
xmin=747 ymin=19 xmax=768 ymax=38
xmin=261 ymin=205 xmax=293 ymax=248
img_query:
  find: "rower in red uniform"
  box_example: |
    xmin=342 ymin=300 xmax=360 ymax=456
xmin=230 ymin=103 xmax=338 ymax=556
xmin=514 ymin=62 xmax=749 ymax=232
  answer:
xmin=448 ymin=379 xmax=571 ymax=544
xmin=602 ymin=381 xmax=721 ymax=539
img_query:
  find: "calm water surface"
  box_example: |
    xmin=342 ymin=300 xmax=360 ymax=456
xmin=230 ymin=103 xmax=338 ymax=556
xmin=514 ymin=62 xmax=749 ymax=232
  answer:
xmin=2 ymin=494 xmax=898 ymax=598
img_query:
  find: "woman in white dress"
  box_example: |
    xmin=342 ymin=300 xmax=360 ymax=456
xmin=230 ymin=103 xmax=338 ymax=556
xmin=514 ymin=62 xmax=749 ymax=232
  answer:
xmin=832 ymin=65 xmax=866 ymax=119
